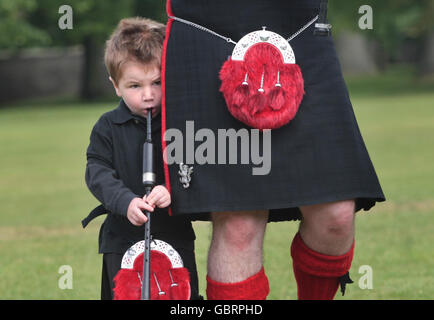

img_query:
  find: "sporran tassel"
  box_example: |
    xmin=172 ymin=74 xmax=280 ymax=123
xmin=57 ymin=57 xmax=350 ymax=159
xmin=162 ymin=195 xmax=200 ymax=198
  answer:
xmin=269 ymin=70 xmax=286 ymax=110
xmin=249 ymin=70 xmax=267 ymax=115
xmin=232 ymin=72 xmax=250 ymax=107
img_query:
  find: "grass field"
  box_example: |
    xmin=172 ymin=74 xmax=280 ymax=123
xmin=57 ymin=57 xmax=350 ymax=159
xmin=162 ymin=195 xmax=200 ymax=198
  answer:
xmin=0 ymin=66 xmax=433 ymax=299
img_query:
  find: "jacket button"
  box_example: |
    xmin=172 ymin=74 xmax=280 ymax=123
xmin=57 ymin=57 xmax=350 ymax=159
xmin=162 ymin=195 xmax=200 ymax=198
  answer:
xmin=134 ymin=119 xmax=139 ymax=124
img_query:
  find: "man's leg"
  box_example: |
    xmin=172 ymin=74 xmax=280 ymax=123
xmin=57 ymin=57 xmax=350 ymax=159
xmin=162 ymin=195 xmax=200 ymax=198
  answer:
xmin=206 ymin=210 xmax=270 ymax=300
xmin=291 ymin=200 xmax=356 ymax=300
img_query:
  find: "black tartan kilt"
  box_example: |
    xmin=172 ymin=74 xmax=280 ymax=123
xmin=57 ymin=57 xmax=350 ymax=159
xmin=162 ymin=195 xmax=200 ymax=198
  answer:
xmin=162 ymin=0 xmax=385 ymax=221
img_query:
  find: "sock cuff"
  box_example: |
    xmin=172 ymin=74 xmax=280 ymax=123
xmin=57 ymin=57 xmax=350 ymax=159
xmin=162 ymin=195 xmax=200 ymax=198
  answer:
xmin=291 ymin=232 xmax=355 ymax=278
xmin=206 ymin=267 xmax=270 ymax=300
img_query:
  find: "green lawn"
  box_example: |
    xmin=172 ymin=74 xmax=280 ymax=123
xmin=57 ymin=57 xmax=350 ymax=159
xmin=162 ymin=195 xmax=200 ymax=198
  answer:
xmin=0 ymin=66 xmax=433 ymax=299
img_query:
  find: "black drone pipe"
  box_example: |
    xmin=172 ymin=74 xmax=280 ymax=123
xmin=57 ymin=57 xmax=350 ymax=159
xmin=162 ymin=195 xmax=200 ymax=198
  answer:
xmin=141 ymin=109 xmax=155 ymax=300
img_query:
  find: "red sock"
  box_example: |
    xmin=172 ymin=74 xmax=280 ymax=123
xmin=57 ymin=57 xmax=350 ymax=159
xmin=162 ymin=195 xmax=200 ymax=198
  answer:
xmin=206 ymin=267 xmax=269 ymax=300
xmin=291 ymin=232 xmax=354 ymax=300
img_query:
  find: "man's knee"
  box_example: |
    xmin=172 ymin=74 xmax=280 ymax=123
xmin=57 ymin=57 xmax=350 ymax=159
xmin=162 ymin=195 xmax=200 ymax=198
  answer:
xmin=301 ymin=200 xmax=355 ymax=239
xmin=211 ymin=211 xmax=268 ymax=251
xmin=327 ymin=202 xmax=355 ymax=238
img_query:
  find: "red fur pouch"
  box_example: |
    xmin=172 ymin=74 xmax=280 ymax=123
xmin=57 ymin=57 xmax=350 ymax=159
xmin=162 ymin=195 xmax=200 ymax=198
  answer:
xmin=113 ymin=240 xmax=191 ymax=300
xmin=219 ymin=28 xmax=305 ymax=130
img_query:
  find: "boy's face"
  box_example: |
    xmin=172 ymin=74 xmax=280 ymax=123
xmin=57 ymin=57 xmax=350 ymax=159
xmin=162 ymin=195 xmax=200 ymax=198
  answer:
xmin=110 ymin=60 xmax=162 ymax=118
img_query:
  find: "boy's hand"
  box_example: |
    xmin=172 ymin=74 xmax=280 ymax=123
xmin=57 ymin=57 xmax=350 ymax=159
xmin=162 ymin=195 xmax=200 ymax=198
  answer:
xmin=127 ymin=197 xmax=154 ymax=226
xmin=144 ymin=185 xmax=171 ymax=209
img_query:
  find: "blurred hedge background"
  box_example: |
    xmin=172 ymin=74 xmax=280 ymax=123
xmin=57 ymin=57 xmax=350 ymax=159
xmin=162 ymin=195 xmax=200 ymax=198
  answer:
xmin=0 ymin=0 xmax=433 ymax=104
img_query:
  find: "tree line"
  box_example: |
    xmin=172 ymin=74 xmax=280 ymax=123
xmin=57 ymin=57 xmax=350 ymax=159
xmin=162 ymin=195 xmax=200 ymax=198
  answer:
xmin=1 ymin=0 xmax=432 ymax=100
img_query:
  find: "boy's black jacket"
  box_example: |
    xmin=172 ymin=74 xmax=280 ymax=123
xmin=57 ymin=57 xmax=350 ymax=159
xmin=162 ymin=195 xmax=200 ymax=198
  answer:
xmin=84 ymin=99 xmax=196 ymax=254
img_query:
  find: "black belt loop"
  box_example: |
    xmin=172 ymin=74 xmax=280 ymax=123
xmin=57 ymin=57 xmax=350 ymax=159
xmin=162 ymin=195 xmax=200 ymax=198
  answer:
xmin=81 ymin=205 xmax=109 ymax=228
xmin=314 ymin=0 xmax=332 ymax=36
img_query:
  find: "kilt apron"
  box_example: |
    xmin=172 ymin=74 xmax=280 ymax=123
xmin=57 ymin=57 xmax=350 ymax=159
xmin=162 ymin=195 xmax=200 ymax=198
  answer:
xmin=162 ymin=0 xmax=385 ymax=220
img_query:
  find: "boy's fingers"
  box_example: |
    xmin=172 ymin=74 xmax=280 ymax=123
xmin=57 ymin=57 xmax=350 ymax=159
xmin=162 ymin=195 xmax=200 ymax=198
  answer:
xmin=158 ymin=200 xmax=170 ymax=208
xmin=127 ymin=198 xmax=154 ymax=226
xmin=129 ymin=214 xmax=144 ymax=227
xmin=143 ymin=203 xmax=154 ymax=212
xmin=137 ymin=199 xmax=154 ymax=212
xmin=134 ymin=208 xmax=148 ymax=225
xmin=146 ymin=187 xmax=170 ymax=206
xmin=155 ymin=195 xmax=170 ymax=207
xmin=144 ymin=186 xmax=170 ymax=207
xmin=145 ymin=192 xmax=159 ymax=206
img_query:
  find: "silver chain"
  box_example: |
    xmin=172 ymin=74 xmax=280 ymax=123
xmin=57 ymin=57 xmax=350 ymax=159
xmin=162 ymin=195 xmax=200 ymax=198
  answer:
xmin=287 ymin=15 xmax=319 ymax=42
xmin=168 ymin=15 xmax=319 ymax=44
xmin=168 ymin=15 xmax=237 ymax=44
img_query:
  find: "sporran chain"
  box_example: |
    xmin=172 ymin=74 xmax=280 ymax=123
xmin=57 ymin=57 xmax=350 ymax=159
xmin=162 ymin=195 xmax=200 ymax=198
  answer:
xmin=168 ymin=15 xmax=319 ymax=45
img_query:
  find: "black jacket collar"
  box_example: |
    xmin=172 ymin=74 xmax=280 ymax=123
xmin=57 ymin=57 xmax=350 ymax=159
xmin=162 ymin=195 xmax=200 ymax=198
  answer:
xmin=111 ymin=99 xmax=136 ymax=124
xmin=111 ymin=99 xmax=161 ymax=133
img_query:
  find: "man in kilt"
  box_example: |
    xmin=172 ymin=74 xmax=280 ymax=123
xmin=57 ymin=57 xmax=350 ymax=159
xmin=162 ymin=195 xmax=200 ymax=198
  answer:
xmin=162 ymin=0 xmax=385 ymax=300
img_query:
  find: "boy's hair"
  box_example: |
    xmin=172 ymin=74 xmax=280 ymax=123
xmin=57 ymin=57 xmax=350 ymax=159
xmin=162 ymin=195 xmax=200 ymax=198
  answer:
xmin=104 ymin=17 xmax=165 ymax=84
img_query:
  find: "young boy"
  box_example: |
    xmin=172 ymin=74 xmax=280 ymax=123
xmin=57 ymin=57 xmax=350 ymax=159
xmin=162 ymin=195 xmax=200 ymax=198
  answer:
xmin=83 ymin=17 xmax=199 ymax=300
